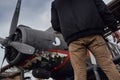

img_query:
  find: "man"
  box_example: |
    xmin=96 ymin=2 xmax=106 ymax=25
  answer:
xmin=51 ymin=0 xmax=120 ymax=80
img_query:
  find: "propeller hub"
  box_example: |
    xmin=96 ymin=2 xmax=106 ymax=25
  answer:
xmin=1 ymin=37 xmax=11 ymax=47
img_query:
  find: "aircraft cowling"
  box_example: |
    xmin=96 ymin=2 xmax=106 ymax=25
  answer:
xmin=5 ymin=25 xmax=68 ymax=68
xmin=17 ymin=25 xmax=67 ymax=51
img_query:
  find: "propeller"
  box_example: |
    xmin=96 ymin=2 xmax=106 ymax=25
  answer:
xmin=0 ymin=37 xmax=35 ymax=55
xmin=9 ymin=0 xmax=21 ymax=36
xmin=9 ymin=42 xmax=35 ymax=55
xmin=0 ymin=0 xmax=36 ymax=55
xmin=0 ymin=0 xmax=37 ymax=72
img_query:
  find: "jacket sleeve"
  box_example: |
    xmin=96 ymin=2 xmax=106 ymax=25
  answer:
xmin=51 ymin=2 xmax=61 ymax=33
xmin=93 ymin=0 xmax=118 ymax=32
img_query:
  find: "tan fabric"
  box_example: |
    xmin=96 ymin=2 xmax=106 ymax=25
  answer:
xmin=69 ymin=35 xmax=120 ymax=80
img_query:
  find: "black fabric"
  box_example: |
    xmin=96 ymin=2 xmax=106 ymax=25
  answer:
xmin=51 ymin=0 xmax=118 ymax=45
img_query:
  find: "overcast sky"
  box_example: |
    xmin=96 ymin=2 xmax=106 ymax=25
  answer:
xmin=0 ymin=0 xmax=112 ymax=67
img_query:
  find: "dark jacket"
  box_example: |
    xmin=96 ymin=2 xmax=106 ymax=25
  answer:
xmin=51 ymin=0 xmax=118 ymax=45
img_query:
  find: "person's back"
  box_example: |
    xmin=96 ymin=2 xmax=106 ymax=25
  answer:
xmin=51 ymin=0 xmax=120 ymax=80
xmin=51 ymin=0 xmax=117 ymax=45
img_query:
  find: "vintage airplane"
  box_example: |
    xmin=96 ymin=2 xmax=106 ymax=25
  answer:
xmin=0 ymin=0 xmax=120 ymax=80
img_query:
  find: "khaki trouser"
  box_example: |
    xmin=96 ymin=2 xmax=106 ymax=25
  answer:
xmin=68 ymin=35 xmax=120 ymax=80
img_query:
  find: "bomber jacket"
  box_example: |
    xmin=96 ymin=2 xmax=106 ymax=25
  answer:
xmin=51 ymin=0 xmax=118 ymax=45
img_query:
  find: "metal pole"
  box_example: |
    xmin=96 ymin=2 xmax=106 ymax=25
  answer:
xmin=20 ymin=69 xmax=25 ymax=80
xmin=89 ymin=52 xmax=101 ymax=80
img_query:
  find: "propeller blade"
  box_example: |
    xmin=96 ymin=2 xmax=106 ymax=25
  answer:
xmin=9 ymin=0 xmax=22 ymax=35
xmin=0 ymin=37 xmax=5 ymax=44
xmin=10 ymin=42 xmax=35 ymax=55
